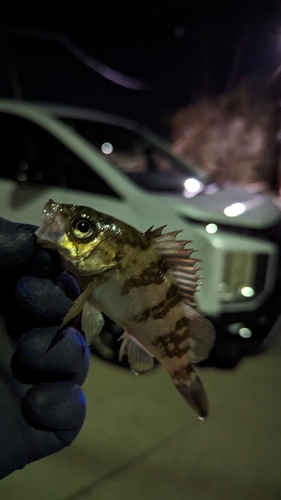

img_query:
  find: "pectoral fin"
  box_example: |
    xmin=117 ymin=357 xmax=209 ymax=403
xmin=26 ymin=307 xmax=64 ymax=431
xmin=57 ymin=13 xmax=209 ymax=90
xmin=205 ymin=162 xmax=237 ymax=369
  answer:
xmin=82 ymin=300 xmax=104 ymax=345
xmin=119 ymin=332 xmax=154 ymax=375
xmin=60 ymin=280 xmax=98 ymax=329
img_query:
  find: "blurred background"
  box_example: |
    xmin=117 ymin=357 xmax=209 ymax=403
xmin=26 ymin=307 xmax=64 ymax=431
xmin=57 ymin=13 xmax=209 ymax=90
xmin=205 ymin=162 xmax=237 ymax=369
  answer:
xmin=0 ymin=1 xmax=281 ymax=498
xmin=2 ymin=1 xmax=281 ymax=187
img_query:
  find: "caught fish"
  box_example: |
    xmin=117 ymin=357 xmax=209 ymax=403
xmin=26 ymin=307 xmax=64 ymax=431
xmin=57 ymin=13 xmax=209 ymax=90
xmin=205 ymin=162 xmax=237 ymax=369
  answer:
xmin=36 ymin=200 xmax=215 ymax=419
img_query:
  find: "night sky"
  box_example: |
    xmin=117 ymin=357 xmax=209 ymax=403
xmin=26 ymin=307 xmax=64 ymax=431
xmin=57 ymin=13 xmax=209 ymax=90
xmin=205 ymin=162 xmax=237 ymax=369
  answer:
xmin=1 ymin=1 xmax=280 ymax=134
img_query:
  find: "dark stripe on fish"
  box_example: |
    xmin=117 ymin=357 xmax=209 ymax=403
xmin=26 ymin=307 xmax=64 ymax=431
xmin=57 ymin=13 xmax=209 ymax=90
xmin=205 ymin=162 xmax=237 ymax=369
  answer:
xmin=172 ymin=365 xmax=193 ymax=380
xmin=121 ymin=256 xmax=169 ymax=295
xmin=175 ymin=380 xmax=208 ymax=418
xmin=133 ymin=284 xmax=181 ymax=322
xmin=151 ymin=317 xmax=190 ymax=358
xmin=172 ymin=366 xmax=209 ymax=418
xmin=110 ymin=232 xmax=151 ymax=252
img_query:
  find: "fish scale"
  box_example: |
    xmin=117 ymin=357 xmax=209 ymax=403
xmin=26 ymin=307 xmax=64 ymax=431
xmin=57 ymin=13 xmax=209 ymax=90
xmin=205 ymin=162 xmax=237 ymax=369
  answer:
xmin=36 ymin=199 xmax=216 ymax=419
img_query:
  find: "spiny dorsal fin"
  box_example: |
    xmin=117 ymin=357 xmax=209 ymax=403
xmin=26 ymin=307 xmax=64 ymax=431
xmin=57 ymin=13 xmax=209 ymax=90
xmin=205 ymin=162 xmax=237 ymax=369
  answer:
xmin=145 ymin=225 xmax=167 ymax=238
xmin=146 ymin=225 xmax=201 ymax=305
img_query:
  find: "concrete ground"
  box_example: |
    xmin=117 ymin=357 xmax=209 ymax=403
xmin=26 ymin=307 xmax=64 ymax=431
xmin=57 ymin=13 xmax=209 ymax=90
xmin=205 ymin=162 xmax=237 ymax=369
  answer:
xmin=1 ymin=336 xmax=281 ymax=500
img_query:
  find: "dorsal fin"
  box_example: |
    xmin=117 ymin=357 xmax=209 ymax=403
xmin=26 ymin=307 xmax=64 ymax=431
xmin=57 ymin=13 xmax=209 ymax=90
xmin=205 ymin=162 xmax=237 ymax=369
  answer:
xmin=145 ymin=225 xmax=201 ymax=305
xmin=145 ymin=225 xmax=167 ymax=238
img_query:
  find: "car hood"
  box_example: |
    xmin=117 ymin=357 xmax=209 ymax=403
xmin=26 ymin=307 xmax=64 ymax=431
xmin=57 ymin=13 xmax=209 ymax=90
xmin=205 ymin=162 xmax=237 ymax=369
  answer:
xmin=157 ymin=185 xmax=281 ymax=229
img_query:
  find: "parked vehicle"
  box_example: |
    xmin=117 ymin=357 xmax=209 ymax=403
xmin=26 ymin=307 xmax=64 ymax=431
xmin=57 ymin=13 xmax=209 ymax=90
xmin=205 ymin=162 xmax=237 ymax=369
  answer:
xmin=0 ymin=99 xmax=280 ymax=367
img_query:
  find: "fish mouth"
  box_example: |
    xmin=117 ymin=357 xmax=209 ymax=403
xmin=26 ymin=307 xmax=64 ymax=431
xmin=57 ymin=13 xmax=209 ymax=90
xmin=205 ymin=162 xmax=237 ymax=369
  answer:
xmin=35 ymin=199 xmax=66 ymax=245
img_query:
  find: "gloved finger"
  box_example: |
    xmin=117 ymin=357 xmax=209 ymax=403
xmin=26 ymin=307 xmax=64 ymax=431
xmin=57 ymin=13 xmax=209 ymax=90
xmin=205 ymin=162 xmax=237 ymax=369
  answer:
xmin=9 ymin=276 xmax=74 ymax=339
xmin=14 ymin=277 xmax=73 ymax=321
xmin=7 ymin=276 xmax=82 ymax=340
xmin=22 ymin=381 xmax=87 ymax=442
xmin=0 ymin=416 xmax=76 ymax=479
xmin=0 ymin=219 xmax=64 ymax=317
xmin=0 ymin=218 xmax=62 ymax=279
xmin=54 ymin=272 xmax=81 ymax=301
xmin=12 ymin=326 xmax=90 ymax=386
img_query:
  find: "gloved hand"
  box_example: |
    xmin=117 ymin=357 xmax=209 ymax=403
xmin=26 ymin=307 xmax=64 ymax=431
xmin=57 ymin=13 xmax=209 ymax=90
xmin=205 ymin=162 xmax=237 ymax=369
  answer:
xmin=0 ymin=218 xmax=90 ymax=480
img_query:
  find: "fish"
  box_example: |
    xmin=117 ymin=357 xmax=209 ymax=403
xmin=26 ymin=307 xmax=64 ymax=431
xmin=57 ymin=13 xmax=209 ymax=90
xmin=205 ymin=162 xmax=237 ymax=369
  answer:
xmin=35 ymin=199 xmax=215 ymax=419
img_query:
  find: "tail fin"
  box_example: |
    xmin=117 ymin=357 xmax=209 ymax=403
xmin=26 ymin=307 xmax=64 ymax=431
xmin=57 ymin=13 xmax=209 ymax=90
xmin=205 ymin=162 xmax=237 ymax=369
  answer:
xmin=171 ymin=365 xmax=209 ymax=419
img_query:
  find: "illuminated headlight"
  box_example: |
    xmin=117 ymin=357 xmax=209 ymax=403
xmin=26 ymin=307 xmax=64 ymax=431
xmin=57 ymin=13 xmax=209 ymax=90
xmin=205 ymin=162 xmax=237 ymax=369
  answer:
xmin=205 ymin=223 xmax=218 ymax=234
xmin=183 ymin=178 xmax=203 ymax=197
xmin=218 ymin=252 xmax=268 ymax=303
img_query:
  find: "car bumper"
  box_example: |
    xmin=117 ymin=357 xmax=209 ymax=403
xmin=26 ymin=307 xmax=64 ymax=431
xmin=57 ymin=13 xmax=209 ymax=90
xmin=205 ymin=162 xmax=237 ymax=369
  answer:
xmin=201 ymin=287 xmax=281 ymax=368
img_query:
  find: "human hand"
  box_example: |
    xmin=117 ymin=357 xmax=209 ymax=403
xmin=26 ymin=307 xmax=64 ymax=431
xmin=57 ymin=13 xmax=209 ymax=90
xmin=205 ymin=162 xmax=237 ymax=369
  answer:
xmin=0 ymin=218 xmax=90 ymax=479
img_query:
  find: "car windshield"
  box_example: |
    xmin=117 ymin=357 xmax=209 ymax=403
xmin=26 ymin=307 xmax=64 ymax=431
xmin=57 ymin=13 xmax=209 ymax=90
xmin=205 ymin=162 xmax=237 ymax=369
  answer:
xmin=59 ymin=117 xmax=206 ymax=193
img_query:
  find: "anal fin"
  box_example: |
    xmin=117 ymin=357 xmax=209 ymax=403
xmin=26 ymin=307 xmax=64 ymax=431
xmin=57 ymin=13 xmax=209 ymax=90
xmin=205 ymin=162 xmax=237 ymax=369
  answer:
xmin=119 ymin=332 xmax=154 ymax=375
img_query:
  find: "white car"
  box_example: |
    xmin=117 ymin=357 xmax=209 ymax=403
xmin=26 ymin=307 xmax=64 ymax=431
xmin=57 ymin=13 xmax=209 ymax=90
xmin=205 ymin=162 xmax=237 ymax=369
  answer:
xmin=0 ymin=99 xmax=280 ymax=365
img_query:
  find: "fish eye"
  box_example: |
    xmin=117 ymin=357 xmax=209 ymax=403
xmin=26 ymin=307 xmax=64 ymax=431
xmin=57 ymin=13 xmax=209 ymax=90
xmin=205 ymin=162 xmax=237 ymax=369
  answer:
xmin=71 ymin=218 xmax=94 ymax=239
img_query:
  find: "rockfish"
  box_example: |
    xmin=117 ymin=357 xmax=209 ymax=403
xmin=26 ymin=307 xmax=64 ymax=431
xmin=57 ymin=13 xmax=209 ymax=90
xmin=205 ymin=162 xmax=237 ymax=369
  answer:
xmin=36 ymin=200 xmax=215 ymax=418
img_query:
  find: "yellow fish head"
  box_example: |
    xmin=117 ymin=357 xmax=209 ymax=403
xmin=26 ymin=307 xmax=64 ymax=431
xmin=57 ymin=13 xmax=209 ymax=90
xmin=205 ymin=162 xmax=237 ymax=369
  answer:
xmin=35 ymin=200 xmax=120 ymax=275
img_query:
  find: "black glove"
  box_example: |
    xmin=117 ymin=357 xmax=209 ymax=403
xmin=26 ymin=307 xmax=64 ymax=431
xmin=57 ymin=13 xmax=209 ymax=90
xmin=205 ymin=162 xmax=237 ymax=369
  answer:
xmin=0 ymin=218 xmax=90 ymax=480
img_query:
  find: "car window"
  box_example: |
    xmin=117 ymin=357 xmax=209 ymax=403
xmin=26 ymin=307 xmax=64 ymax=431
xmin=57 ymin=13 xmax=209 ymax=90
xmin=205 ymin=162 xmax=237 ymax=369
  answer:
xmin=60 ymin=118 xmax=203 ymax=192
xmin=0 ymin=113 xmax=120 ymax=198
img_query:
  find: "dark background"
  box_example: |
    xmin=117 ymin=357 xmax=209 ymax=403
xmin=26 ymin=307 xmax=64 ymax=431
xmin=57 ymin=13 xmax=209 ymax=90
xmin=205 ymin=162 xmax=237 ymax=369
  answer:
xmin=1 ymin=0 xmax=280 ymax=133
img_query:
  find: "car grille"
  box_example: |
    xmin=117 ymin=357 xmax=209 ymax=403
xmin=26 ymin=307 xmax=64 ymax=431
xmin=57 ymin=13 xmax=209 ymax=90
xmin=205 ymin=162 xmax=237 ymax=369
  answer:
xmin=181 ymin=215 xmax=281 ymax=300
